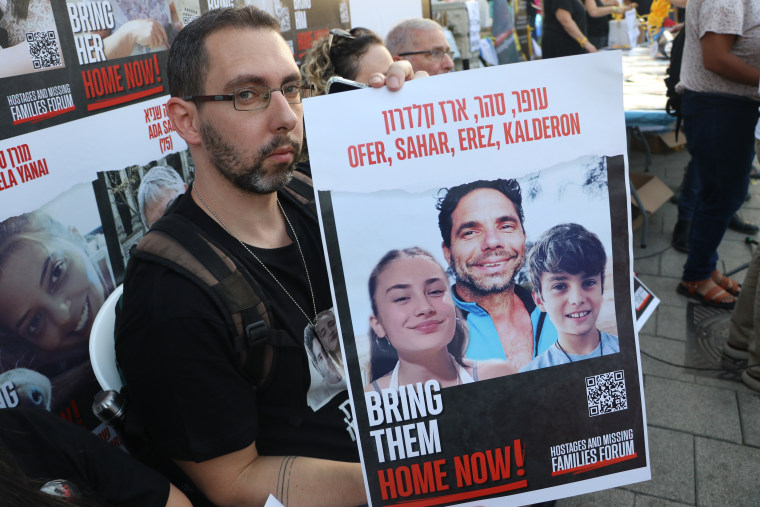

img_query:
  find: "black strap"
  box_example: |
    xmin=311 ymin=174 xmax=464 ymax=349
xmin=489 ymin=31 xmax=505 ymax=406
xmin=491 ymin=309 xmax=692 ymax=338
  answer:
xmin=534 ymin=312 xmax=546 ymax=359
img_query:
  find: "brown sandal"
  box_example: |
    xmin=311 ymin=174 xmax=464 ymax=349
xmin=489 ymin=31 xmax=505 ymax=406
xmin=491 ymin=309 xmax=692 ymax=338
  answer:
xmin=677 ymin=278 xmax=737 ymax=309
xmin=711 ymin=270 xmax=741 ymax=296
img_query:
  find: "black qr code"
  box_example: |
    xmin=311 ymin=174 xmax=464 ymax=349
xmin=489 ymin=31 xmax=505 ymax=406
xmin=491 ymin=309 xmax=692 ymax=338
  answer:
xmin=26 ymin=31 xmax=62 ymax=69
xmin=586 ymin=370 xmax=628 ymax=417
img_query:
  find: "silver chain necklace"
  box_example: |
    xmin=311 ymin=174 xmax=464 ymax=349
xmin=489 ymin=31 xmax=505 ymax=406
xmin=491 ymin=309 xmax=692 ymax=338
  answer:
xmin=192 ymin=184 xmax=317 ymax=327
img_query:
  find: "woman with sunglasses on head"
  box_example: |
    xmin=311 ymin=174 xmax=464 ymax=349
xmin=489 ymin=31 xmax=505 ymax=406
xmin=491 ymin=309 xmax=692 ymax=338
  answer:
xmin=300 ymin=27 xmax=395 ymax=96
xmin=364 ymin=247 xmax=514 ymax=392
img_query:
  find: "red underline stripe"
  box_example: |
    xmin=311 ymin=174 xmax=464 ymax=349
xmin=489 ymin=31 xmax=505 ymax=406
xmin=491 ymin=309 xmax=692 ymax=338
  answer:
xmin=383 ymin=479 xmax=528 ymax=507
xmin=86 ymin=85 xmax=164 ymax=111
xmin=12 ymin=105 xmax=76 ymax=125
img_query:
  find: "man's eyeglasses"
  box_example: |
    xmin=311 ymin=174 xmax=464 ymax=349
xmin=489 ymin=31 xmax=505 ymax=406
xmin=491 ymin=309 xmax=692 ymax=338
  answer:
xmin=183 ymin=81 xmax=313 ymax=111
xmin=398 ymin=48 xmax=454 ymax=61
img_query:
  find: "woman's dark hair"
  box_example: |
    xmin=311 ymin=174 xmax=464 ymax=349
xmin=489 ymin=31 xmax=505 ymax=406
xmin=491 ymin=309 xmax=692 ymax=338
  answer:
xmin=367 ymin=247 xmax=468 ymax=382
xmin=0 ymin=439 xmax=107 ymax=506
xmin=300 ymin=27 xmax=384 ymax=95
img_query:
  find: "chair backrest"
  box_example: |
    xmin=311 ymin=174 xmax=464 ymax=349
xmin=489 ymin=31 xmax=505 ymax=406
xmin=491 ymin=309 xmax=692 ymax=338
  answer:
xmin=89 ymin=284 xmax=124 ymax=391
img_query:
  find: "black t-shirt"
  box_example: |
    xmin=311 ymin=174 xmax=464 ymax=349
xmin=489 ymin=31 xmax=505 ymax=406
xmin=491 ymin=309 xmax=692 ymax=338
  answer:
xmin=586 ymin=0 xmax=610 ymax=39
xmin=0 ymin=407 xmax=169 ymax=506
xmin=543 ymin=0 xmax=589 ymax=59
xmin=116 ymin=189 xmax=358 ymax=468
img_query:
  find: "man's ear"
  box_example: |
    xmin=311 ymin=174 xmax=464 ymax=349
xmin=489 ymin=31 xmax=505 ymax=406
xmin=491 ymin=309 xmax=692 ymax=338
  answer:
xmin=369 ymin=314 xmax=386 ymax=339
xmin=533 ymin=290 xmax=546 ymax=312
xmin=165 ymin=97 xmax=203 ymax=146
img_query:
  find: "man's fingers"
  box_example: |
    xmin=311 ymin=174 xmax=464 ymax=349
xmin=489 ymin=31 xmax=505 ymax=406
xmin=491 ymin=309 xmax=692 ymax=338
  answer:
xmin=365 ymin=61 xmax=428 ymax=91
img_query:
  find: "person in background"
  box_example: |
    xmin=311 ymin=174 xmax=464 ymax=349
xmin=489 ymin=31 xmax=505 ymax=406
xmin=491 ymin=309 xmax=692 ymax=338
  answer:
xmin=675 ymin=0 xmax=759 ymax=309
xmin=542 ymin=0 xmax=634 ymax=58
xmin=385 ymin=18 xmax=455 ymax=75
xmin=300 ymin=27 xmax=393 ymax=96
xmin=137 ymin=165 xmax=188 ymax=228
xmin=670 ymin=0 xmax=759 ymax=254
xmin=725 ymin=102 xmax=760 ymax=391
xmin=585 ymin=0 xmax=636 ymax=49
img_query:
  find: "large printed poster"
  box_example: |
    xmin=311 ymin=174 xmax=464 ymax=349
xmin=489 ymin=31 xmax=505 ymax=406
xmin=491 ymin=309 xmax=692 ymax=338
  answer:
xmin=0 ymin=0 xmax=363 ymax=432
xmin=304 ymin=51 xmax=650 ymax=505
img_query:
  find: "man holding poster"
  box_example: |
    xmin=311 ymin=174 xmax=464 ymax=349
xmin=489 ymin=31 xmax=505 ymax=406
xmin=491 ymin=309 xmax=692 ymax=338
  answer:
xmin=116 ymin=6 xmax=418 ymax=507
xmin=436 ymin=179 xmax=558 ymax=371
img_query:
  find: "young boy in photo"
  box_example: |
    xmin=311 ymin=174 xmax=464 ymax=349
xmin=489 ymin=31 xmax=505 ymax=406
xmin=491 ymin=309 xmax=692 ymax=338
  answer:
xmin=520 ymin=223 xmax=619 ymax=372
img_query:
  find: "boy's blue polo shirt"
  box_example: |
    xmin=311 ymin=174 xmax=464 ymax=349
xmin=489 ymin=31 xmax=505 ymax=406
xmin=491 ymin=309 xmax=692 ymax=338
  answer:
xmin=452 ymin=284 xmax=558 ymax=362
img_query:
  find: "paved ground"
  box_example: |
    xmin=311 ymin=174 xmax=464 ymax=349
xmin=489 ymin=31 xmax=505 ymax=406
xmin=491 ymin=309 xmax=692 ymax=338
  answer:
xmin=555 ymin=144 xmax=760 ymax=506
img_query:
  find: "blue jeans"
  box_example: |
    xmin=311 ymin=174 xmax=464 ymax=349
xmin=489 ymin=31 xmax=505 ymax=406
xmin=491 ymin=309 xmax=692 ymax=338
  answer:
xmin=681 ymin=91 xmax=759 ymax=281
xmin=677 ymin=157 xmax=698 ymax=222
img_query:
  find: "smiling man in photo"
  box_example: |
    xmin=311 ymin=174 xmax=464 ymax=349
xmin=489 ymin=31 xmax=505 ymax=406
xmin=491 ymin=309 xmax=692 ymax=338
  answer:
xmin=436 ymin=179 xmax=558 ymax=372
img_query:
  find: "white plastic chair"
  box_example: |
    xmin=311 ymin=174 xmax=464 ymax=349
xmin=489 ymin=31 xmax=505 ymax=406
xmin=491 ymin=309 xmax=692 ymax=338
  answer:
xmin=89 ymin=284 xmax=124 ymax=391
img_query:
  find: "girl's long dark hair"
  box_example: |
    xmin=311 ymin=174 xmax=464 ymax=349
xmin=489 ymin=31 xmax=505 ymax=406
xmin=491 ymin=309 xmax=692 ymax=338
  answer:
xmin=367 ymin=247 xmax=468 ymax=382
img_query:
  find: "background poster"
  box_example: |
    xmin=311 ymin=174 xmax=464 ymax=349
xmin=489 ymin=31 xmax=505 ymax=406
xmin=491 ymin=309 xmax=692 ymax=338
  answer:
xmin=0 ymin=0 xmax=425 ymax=433
xmin=304 ymin=51 xmax=650 ymax=505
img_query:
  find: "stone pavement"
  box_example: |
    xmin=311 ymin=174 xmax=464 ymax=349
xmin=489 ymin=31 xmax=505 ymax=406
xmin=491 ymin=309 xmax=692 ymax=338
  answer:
xmin=555 ymin=145 xmax=760 ymax=506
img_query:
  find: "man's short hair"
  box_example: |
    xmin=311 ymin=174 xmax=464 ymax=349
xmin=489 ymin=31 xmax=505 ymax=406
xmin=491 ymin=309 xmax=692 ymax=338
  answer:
xmin=385 ymin=18 xmax=444 ymax=56
xmin=167 ymin=6 xmax=281 ymax=99
xmin=137 ymin=165 xmax=186 ymax=227
xmin=527 ymin=223 xmax=607 ymax=296
xmin=436 ymin=179 xmax=525 ymax=248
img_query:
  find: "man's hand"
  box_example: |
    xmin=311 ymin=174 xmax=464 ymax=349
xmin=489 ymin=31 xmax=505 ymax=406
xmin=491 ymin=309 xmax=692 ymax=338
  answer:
xmin=367 ymin=60 xmax=428 ymax=91
xmin=176 ymin=441 xmax=367 ymax=507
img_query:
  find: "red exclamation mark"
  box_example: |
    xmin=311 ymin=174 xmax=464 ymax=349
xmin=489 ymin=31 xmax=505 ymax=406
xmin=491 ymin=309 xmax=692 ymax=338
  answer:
xmin=154 ymin=54 xmax=161 ymax=82
xmin=514 ymin=439 xmax=525 ymax=476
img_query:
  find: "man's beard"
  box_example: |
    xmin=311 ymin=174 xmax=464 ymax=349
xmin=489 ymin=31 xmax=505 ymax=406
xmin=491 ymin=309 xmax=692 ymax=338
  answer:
xmin=200 ymin=120 xmax=301 ymax=194
xmin=449 ymin=249 xmax=524 ymax=297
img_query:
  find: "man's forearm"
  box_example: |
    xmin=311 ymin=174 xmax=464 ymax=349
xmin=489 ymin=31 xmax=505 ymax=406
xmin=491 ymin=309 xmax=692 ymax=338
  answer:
xmin=264 ymin=455 xmax=366 ymax=507
xmin=177 ymin=446 xmax=367 ymax=507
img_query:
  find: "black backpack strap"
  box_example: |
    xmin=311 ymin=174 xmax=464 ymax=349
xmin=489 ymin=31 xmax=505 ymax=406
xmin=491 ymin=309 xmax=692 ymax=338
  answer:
xmin=534 ymin=312 xmax=546 ymax=359
xmin=664 ymin=28 xmax=686 ymax=141
xmin=281 ymin=163 xmax=318 ymax=221
xmin=134 ymin=212 xmax=294 ymax=385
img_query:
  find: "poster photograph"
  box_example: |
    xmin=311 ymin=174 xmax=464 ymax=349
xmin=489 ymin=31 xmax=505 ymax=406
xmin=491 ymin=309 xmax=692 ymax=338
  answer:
xmin=304 ymin=51 xmax=650 ymax=506
xmin=0 ymin=182 xmax=114 ymax=426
